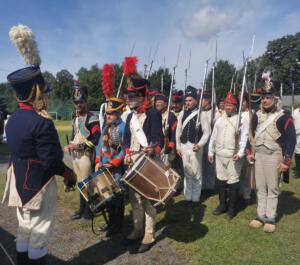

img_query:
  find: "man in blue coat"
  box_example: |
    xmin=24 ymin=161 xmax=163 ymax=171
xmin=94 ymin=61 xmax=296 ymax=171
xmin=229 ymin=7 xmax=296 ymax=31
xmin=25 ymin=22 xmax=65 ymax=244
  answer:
xmin=4 ymin=66 xmax=76 ymax=265
xmin=95 ymin=97 xmax=126 ymax=237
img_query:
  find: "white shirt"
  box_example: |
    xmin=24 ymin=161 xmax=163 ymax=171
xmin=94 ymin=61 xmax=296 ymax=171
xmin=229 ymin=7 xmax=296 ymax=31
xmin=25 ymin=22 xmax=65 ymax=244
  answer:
xmin=208 ymin=112 xmax=249 ymax=158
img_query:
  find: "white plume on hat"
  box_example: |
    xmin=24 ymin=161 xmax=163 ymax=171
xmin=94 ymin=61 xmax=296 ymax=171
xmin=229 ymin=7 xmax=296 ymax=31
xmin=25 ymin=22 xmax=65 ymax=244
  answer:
xmin=9 ymin=24 xmax=41 ymax=66
xmin=261 ymin=70 xmax=271 ymax=82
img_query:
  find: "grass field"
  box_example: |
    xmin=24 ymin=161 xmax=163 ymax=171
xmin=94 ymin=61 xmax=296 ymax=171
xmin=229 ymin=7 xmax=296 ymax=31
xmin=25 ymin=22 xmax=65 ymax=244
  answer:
xmin=54 ymin=120 xmax=72 ymax=147
xmin=54 ymin=121 xmax=300 ymax=265
xmin=1 ymin=120 xmax=300 ymax=265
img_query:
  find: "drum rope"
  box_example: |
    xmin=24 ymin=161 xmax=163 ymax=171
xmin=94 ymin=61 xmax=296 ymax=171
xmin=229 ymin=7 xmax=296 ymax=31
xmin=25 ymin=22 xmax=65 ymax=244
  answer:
xmin=91 ymin=215 xmax=101 ymax=236
xmin=91 ymin=209 xmax=109 ymax=236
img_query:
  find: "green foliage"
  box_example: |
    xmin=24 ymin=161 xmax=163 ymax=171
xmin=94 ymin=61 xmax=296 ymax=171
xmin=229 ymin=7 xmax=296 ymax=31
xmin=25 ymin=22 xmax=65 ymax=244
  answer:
xmin=1 ymin=31 xmax=300 ymax=115
xmin=55 ymin=69 xmax=74 ymax=101
xmin=148 ymin=67 xmax=173 ymax=95
xmin=239 ymin=33 xmax=300 ymax=95
xmin=0 ymin=82 xmax=17 ymax=113
xmin=77 ymin=64 xmax=103 ymax=110
xmin=206 ymin=60 xmax=236 ymax=98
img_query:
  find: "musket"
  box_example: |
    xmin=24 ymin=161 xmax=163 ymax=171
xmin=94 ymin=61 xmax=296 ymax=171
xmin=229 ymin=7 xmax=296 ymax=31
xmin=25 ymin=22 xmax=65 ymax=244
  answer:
xmin=184 ymin=49 xmax=192 ymax=90
xmin=116 ymin=43 xmax=136 ymax=98
xmin=146 ymin=42 xmax=159 ymax=79
xmin=161 ymin=56 xmax=166 ymax=93
xmin=252 ymin=58 xmax=261 ymax=93
xmin=66 ymin=134 xmax=73 ymax=159
xmin=280 ymin=82 xmax=283 ymax=99
xmin=164 ymin=45 xmax=181 ymax=143
xmin=195 ymin=58 xmax=210 ymax=142
xmin=233 ymin=62 xmax=240 ymax=95
xmin=292 ymin=82 xmax=295 ymax=112
xmin=144 ymin=47 xmax=152 ymax=78
xmin=230 ymin=70 xmax=236 ymax=93
xmin=211 ymin=40 xmax=217 ymax=128
xmin=235 ymin=35 xmax=255 ymax=155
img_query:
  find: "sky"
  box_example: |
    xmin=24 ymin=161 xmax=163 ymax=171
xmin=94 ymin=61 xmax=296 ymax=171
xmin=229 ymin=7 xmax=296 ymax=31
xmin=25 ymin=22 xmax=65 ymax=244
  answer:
xmin=0 ymin=0 xmax=299 ymax=89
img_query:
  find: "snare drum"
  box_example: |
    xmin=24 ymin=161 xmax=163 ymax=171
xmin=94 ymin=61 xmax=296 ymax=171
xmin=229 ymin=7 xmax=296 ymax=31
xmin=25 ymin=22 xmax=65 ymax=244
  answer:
xmin=122 ymin=154 xmax=181 ymax=206
xmin=77 ymin=168 xmax=121 ymax=213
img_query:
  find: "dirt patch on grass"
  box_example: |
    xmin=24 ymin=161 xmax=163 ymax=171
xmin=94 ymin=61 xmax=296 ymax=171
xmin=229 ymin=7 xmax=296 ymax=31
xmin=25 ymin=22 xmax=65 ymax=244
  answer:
xmin=0 ymin=175 xmax=186 ymax=265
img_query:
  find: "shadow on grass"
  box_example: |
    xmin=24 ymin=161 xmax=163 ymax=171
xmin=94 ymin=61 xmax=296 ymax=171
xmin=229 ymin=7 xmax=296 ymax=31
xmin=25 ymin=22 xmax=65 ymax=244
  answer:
xmin=0 ymin=227 xmax=65 ymax=265
xmin=277 ymin=190 xmax=300 ymax=222
xmin=156 ymin=199 xmax=208 ymax=243
xmin=65 ymin=237 xmax=129 ymax=265
xmin=65 ymin=213 xmax=133 ymax=265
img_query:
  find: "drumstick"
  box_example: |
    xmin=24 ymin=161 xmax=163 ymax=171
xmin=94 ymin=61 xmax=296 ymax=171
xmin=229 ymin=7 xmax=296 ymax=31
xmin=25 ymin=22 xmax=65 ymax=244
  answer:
xmin=66 ymin=134 xmax=75 ymax=160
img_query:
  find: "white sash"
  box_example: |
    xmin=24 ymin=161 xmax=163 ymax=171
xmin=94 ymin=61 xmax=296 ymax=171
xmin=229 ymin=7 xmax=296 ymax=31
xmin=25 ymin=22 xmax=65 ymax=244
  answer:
xmin=254 ymin=110 xmax=283 ymax=140
xmin=99 ymin=102 xmax=107 ymax=131
xmin=130 ymin=112 xmax=149 ymax=147
xmin=181 ymin=110 xmax=198 ymax=132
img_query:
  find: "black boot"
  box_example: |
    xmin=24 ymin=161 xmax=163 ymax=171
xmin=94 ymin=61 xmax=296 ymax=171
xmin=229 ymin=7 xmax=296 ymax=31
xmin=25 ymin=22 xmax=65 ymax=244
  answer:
xmin=29 ymin=255 xmax=46 ymax=265
xmin=70 ymin=194 xmax=86 ymax=220
xmin=113 ymin=195 xmax=125 ymax=232
xmin=17 ymin=252 xmax=29 ymax=265
xmin=213 ymin=180 xmax=227 ymax=215
xmin=106 ymin=195 xmax=124 ymax=237
xmin=227 ymin=182 xmax=239 ymax=219
xmin=82 ymin=201 xmax=93 ymax=220
xmin=105 ymin=204 xmax=116 ymax=237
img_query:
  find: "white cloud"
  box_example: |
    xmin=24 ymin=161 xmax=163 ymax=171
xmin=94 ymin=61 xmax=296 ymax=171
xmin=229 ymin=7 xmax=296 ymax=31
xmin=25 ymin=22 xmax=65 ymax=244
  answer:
xmin=180 ymin=6 xmax=243 ymax=41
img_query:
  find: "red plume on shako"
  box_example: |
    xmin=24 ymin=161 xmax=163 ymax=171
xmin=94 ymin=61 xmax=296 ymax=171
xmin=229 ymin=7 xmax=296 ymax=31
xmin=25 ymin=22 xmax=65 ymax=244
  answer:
xmin=123 ymin=56 xmax=138 ymax=76
xmin=101 ymin=64 xmax=115 ymax=98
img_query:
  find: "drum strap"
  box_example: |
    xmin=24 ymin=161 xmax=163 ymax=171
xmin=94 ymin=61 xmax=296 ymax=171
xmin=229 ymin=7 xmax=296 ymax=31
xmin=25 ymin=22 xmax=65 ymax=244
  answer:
xmin=128 ymin=112 xmax=149 ymax=147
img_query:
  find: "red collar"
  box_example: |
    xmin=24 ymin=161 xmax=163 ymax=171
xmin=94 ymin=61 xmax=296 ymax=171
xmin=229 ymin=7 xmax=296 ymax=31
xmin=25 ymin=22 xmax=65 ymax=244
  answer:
xmin=18 ymin=103 xmax=34 ymax=110
xmin=136 ymin=99 xmax=149 ymax=114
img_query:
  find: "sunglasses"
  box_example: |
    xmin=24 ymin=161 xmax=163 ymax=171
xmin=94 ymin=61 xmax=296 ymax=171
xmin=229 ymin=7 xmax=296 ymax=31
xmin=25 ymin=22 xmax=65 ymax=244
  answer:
xmin=74 ymin=100 xmax=84 ymax=105
xmin=106 ymin=112 xmax=118 ymax=116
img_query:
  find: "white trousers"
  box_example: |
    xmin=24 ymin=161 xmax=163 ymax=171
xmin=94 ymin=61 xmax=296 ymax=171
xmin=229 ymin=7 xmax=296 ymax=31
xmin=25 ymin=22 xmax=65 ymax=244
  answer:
xmin=72 ymin=153 xmax=92 ymax=182
xmin=16 ymin=178 xmax=57 ymax=251
xmin=215 ymin=154 xmax=243 ymax=184
xmin=181 ymin=142 xmax=203 ymax=202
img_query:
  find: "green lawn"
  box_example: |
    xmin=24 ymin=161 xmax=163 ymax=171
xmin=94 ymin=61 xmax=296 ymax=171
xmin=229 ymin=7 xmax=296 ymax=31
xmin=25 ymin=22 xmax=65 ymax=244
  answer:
xmin=53 ymin=120 xmax=300 ymax=265
xmin=1 ymin=120 xmax=300 ymax=265
xmin=54 ymin=120 xmax=72 ymax=147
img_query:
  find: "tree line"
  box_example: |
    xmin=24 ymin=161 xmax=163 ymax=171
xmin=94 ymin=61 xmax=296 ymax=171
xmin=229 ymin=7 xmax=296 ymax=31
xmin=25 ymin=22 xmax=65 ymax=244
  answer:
xmin=0 ymin=31 xmax=299 ymax=116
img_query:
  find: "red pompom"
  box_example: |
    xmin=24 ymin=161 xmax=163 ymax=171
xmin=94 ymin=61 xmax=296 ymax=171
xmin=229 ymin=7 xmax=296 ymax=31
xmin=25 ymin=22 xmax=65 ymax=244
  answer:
xmin=123 ymin=57 xmax=138 ymax=76
xmin=225 ymin=91 xmax=237 ymax=106
xmin=102 ymin=64 xmax=115 ymax=98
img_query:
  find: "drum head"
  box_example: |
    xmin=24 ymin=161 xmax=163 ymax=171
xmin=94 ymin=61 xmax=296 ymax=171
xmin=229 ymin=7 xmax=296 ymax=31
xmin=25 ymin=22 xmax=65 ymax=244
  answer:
xmin=122 ymin=154 xmax=181 ymax=205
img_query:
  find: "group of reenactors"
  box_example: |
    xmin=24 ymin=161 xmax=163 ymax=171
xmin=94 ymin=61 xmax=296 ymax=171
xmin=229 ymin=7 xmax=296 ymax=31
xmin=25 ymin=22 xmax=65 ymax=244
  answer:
xmin=2 ymin=24 xmax=298 ymax=265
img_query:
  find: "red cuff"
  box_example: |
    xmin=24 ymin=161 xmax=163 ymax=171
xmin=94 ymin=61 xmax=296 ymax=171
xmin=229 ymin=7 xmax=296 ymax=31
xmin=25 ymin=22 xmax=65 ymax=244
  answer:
xmin=245 ymin=149 xmax=252 ymax=156
xmin=154 ymin=145 xmax=161 ymax=155
xmin=171 ymin=122 xmax=177 ymax=131
xmin=91 ymin=124 xmax=100 ymax=134
xmin=168 ymin=142 xmax=175 ymax=149
xmin=284 ymin=117 xmax=293 ymax=131
xmin=95 ymin=157 xmax=100 ymax=164
xmin=110 ymin=157 xmax=122 ymax=167
xmin=284 ymin=157 xmax=292 ymax=167
xmin=125 ymin=149 xmax=132 ymax=155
